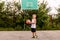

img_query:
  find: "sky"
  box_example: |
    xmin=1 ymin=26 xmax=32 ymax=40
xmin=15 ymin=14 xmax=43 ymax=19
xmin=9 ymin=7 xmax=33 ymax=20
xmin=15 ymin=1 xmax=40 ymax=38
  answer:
xmin=0 ymin=0 xmax=60 ymax=15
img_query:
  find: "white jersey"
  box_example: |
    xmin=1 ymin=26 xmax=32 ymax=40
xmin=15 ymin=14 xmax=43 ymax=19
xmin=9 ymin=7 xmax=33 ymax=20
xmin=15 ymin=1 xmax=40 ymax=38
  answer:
xmin=31 ymin=19 xmax=36 ymax=28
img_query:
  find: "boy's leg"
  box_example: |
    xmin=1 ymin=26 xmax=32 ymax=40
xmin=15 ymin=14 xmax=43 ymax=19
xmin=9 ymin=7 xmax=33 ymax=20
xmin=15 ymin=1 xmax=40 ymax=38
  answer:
xmin=32 ymin=32 xmax=38 ymax=38
xmin=31 ymin=28 xmax=35 ymax=38
xmin=35 ymin=32 xmax=38 ymax=38
xmin=32 ymin=32 xmax=34 ymax=36
xmin=32 ymin=32 xmax=35 ymax=38
xmin=34 ymin=29 xmax=37 ymax=36
xmin=35 ymin=32 xmax=36 ymax=36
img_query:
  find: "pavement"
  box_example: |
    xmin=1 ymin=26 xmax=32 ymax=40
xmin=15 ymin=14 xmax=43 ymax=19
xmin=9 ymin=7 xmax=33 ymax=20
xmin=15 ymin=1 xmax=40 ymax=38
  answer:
xmin=0 ymin=31 xmax=60 ymax=40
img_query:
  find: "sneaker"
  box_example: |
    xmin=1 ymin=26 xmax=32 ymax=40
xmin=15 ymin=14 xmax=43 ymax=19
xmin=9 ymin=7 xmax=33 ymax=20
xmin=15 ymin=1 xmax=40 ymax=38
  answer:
xmin=32 ymin=36 xmax=35 ymax=38
xmin=35 ymin=35 xmax=38 ymax=38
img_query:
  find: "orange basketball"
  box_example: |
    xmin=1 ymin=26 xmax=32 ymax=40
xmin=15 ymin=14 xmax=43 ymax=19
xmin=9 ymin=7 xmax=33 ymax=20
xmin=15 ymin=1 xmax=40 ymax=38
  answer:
xmin=26 ymin=19 xmax=31 ymax=24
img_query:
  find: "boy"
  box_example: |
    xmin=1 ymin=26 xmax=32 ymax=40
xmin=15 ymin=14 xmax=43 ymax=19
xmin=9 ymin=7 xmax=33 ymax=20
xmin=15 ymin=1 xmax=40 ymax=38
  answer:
xmin=31 ymin=14 xmax=37 ymax=38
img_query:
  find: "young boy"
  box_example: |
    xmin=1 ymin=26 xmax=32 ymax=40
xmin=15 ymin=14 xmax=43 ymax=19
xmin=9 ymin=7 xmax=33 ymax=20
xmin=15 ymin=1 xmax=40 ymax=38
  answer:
xmin=31 ymin=14 xmax=37 ymax=38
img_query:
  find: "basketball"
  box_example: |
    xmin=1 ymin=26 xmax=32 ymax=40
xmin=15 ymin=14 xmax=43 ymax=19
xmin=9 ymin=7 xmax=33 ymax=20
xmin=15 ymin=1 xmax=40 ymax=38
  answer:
xmin=26 ymin=19 xmax=31 ymax=24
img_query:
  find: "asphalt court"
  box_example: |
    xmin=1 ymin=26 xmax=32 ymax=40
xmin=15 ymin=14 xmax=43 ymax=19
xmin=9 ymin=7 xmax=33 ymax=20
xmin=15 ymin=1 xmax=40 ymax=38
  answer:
xmin=0 ymin=31 xmax=60 ymax=40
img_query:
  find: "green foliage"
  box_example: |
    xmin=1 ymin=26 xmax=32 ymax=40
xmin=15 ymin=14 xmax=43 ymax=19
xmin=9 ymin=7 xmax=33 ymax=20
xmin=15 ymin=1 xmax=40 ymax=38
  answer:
xmin=0 ymin=1 xmax=24 ymax=30
xmin=37 ymin=1 xmax=51 ymax=30
xmin=51 ymin=6 xmax=60 ymax=30
xmin=57 ymin=7 xmax=60 ymax=22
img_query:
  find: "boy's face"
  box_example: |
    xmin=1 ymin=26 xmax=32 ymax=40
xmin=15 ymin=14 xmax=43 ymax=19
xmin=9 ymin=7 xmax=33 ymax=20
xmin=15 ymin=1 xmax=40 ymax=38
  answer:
xmin=32 ymin=14 xmax=36 ymax=19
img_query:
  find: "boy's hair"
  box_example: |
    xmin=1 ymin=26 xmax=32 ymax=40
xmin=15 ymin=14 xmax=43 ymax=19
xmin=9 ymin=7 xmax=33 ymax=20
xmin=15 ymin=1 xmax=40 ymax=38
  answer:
xmin=32 ymin=14 xmax=36 ymax=19
xmin=32 ymin=14 xmax=36 ymax=16
xmin=32 ymin=14 xmax=36 ymax=15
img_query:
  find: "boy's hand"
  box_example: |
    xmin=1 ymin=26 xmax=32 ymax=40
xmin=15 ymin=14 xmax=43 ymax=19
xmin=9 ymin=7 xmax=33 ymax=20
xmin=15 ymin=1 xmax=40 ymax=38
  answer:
xmin=31 ymin=22 xmax=35 ymax=24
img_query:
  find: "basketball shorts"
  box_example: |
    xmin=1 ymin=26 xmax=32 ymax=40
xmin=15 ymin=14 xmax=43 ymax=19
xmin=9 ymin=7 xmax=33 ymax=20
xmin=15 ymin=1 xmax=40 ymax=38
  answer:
xmin=31 ymin=28 xmax=36 ymax=32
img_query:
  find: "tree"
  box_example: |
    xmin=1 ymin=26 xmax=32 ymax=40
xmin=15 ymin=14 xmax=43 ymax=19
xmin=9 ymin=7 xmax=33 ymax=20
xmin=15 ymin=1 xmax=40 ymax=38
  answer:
xmin=57 ymin=7 xmax=60 ymax=23
xmin=37 ymin=1 xmax=51 ymax=30
xmin=0 ymin=1 xmax=24 ymax=30
xmin=56 ymin=6 xmax=60 ymax=28
xmin=0 ymin=1 xmax=6 ymax=27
